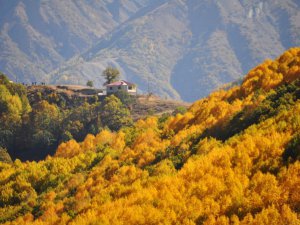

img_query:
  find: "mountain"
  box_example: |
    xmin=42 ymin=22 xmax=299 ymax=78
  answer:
xmin=1 ymin=0 xmax=300 ymax=101
xmin=1 ymin=47 xmax=300 ymax=224
xmin=0 ymin=0 xmax=151 ymax=83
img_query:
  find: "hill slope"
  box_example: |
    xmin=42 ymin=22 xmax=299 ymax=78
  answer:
xmin=1 ymin=0 xmax=300 ymax=101
xmin=0 ymin=78 xmax=189 ymax=161
xmin=0 ymin=48 xmax=300 ymax=224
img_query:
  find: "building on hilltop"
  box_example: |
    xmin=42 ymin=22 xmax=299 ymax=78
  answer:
xmin=106 ymin=80 xmax=137 ymax=95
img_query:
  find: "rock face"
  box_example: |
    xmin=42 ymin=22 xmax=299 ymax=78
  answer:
xmin=1 ymin=0 xmax=300 ymax=101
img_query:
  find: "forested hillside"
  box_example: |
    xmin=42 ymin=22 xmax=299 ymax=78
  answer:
xmin=0 ymin=75 xmax=133 ymax=160
xmin=0 ymin=77 xmax=187 ymax=161
xmin=1 ymin=48 xmax=300 ymax=224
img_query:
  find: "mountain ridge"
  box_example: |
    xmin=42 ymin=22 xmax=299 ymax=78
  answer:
xmin=0 ymin=0 xmax=152 ymax=82
xmin=46 ymin=0 xmax=300 ymax=101
xmin=0 ymin=0 xmax=300 ymax=101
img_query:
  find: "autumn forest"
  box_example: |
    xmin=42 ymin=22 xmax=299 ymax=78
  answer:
xmin=0 ymin=47 xmax=300 ymax=224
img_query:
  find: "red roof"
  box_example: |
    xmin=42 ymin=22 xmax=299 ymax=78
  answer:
xmin=106 ymin=80 xmax=135 ymax=87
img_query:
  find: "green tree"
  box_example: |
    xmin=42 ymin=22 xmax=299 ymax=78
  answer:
xmin=86 ymin=80 xmax=94 ymax=87
xmin=0 ymin=85 xmax=10 ymax=116
xmin=61 ymin=102 xmax=102 ymax=141
xmin=29 ymin=101 xmax=61 ymax=150
xmin=101 ymin=95 xmax=133 ymax=131
xmin=0 ymin=84 xmax=24 ymax=150
xmin=102 ymin=67 xmax=120 ymax=85
xmin=114 ymin=90 xmax=136 ymax=107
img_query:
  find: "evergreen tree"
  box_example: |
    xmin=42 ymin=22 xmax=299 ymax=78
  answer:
xmin=101 ymin=95 xmax=132 ymax=131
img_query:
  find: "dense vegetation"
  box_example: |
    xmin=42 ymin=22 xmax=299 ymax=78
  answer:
xmin=1 ymin=48 xmax=300 ymax=224
xmin=0 ymin=75 xmax=132 ymax=160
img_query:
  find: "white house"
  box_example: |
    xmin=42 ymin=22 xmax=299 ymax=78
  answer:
xmin=106 ymin=80 xmax=137 ymax=95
